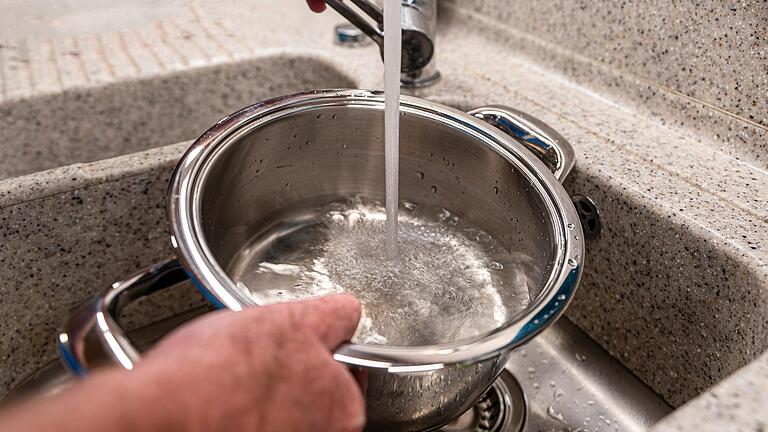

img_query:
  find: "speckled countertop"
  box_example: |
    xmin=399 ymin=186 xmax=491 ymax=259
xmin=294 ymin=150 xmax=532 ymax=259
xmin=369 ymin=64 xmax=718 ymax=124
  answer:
xmin=0 ymin=1 xmax=766 ymax=430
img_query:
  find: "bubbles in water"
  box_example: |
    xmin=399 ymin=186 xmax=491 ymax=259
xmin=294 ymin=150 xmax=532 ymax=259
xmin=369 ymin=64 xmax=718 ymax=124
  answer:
xmin=430 ymin=185 xmax=438 ymax=194
xmin=567 ymin=223 xmax=576 ymax=230
xmin=576 ymin=353 xmax=587 ymax=362
xmin=231 ymin=199 xmax=535 ymax=346
xmin=567 ymin=258 xmax=578 ymax=268
xmin=557 ymin=294 xmax=566 ymax=301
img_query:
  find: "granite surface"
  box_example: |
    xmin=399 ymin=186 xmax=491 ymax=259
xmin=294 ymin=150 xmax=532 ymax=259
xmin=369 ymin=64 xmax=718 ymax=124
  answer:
xmin=653 ymin=350 xmax=768 ymax=432
xmin=0 ymin=1 xmax=766 ymax=429
xmin=442 ymin=1 xmax=768 ymax=171
xmin=0 ymin=54 xmax=355 ymax=179
xmin=0 ymin=144 xmax=183 ymax=394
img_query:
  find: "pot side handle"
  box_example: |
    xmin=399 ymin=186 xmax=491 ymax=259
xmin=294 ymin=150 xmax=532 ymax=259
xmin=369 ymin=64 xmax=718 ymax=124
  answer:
xmin=469 ymin=105 xmax=575 ymax=183
xmin=57 ymin=259 xmax=187 ymax=376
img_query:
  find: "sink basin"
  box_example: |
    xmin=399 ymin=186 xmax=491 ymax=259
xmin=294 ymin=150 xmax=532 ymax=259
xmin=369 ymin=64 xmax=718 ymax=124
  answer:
xmin=0 ymin=53 xmax=356 ymax=179
xmin=0 ymin=61 xmax=674 ymax=430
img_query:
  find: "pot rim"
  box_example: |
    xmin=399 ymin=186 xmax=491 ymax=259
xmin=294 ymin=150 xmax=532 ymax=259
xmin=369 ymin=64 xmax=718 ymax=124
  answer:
xmin=168 ymin=89 xmax=584 ymax=370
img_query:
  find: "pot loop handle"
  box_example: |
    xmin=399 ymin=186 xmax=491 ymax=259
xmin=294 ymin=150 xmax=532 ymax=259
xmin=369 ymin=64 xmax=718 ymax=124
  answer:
xmin=57 ymin=259 xmax=187 ymax=376
xmin=57 ymin=105 xmax=576 ymax=376
xmin=469 ymin=105 xmax=575 ymax=183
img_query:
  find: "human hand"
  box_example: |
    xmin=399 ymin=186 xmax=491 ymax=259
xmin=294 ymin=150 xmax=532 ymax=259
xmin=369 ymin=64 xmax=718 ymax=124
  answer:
xmin=137 ymin=294 xmax=365 ymax=432
xmin=0 ymin=296 xmax=364 ymax=432
xmin=307 ymin=0 xmax=327 ymax=12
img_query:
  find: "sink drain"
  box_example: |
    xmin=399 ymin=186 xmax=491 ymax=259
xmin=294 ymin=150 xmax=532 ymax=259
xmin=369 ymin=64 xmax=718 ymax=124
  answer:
xmin=439 ymin=371 xmax=527 ymax=432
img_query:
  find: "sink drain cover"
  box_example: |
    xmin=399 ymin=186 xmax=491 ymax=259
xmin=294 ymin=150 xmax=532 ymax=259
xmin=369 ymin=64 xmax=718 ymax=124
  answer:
xmin=439 ymin=370 xmax=527 ymax=432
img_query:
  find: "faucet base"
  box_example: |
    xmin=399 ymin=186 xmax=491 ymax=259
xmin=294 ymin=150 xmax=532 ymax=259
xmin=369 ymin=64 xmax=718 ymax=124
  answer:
xmin=401 ymin=69 xmax=441 ymax=88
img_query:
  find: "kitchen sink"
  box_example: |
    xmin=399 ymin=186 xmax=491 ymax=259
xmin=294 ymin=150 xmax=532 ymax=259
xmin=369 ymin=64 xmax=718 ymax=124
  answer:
xmin=0 ymin=3 xmax=766 ymax=429
xmin=0 ymin=72 xmax=685 ymax=432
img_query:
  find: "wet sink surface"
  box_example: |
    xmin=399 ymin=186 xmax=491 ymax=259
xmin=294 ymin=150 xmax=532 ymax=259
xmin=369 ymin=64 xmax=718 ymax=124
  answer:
xmin=507 ymin=319 xmax=671 ymax=431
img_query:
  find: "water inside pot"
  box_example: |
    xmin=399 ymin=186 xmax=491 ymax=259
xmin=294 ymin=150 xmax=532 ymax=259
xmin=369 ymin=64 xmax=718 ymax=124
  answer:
xmin=229 ymin=198 xmax=537 ymax=347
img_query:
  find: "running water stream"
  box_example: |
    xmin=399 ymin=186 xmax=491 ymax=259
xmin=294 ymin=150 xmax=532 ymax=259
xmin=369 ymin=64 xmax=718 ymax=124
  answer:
xmin=383 ymin=0 xmax=402 ymax=260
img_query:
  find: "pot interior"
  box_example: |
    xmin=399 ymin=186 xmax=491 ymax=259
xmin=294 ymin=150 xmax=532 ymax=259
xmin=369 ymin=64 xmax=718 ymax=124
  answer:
xmin=197 ymin=101 xmax=559 ymax=342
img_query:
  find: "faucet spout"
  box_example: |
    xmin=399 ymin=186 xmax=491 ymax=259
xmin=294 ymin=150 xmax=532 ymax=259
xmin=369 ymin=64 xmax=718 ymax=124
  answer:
xmin=324 ymin=0 xmax=440 ymax=87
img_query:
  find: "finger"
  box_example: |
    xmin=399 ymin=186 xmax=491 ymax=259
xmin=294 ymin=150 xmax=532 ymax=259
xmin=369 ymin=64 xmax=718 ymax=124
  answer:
xmin=292 ymin=294 xmax=361 ymax=350
xmin=306 ymin=0 xmax=326 ymax=12
xmin=350 ymin=367 xmax=368 ymax=395
xmin=321 ymin=360 xmax=367 ymax=432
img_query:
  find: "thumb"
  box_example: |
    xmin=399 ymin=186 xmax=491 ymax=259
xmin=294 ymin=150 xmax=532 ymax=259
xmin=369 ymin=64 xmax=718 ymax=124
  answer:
xmin=290 ymin=294 xmax=361 ymax=350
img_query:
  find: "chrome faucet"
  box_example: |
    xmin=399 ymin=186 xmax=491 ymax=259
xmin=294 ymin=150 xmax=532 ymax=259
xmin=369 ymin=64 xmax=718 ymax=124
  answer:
xmin=325 ymin=0 xmax=440 ymax=87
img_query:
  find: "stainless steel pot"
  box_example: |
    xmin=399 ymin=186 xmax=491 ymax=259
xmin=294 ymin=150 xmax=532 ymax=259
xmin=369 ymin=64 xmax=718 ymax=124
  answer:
xmin=58 ymin=90 xmax=584 ymax=431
